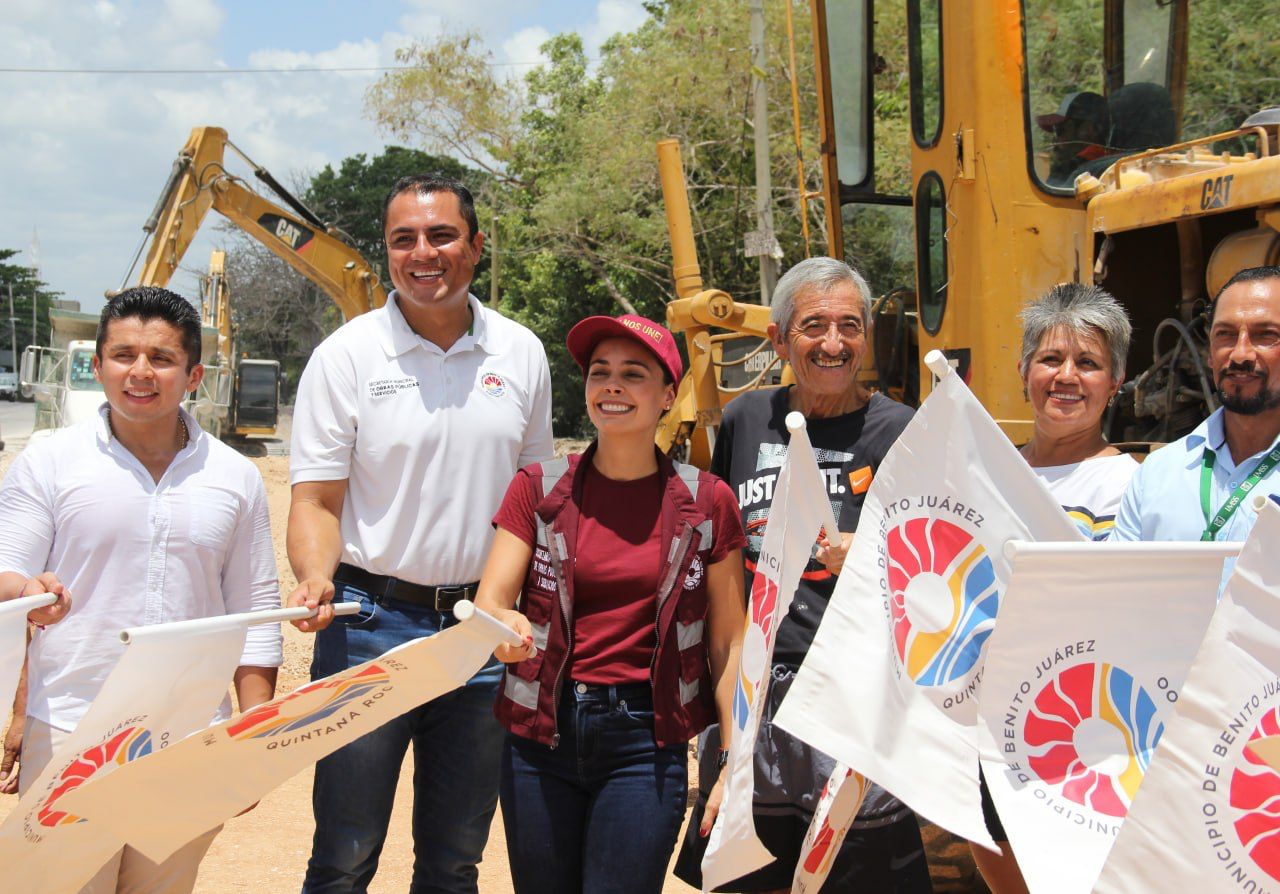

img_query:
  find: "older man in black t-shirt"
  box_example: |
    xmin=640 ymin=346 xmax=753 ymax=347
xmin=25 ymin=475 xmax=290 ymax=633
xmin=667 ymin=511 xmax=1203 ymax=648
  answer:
xmin=675 ymin=258 xmax=931 ymax=893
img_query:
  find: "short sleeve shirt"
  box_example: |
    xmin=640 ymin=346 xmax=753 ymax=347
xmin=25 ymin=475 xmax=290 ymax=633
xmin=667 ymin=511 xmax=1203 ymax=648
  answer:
xmin=494 ymin=459 xmax=745 ymax=685
xmin=290 ymin=294 xmax=555 ymax=585
xmin=710 ymin=388 xmax=914 ymax=669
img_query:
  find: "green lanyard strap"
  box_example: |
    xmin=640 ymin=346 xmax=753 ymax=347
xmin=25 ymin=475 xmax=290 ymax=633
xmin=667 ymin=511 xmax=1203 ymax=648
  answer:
xmin=1199 ymin=443 xmax=1280 ymax=541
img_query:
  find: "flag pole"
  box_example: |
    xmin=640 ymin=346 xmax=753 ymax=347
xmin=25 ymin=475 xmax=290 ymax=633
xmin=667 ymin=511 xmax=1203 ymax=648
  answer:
xmin=118 ymin=601 xmax=363 ymax=644
xmin=786 ymin=411 xmax=840 ymax=538
xmin=452 ymin=600 xmax=527 ymax=649
xmin=1003 ymin=540 xmax=1241 ymax=560
xmin=0 ymin=593 xmax=56 ymax=620
xmin=924 ymin=349 xmax=953 ymax=380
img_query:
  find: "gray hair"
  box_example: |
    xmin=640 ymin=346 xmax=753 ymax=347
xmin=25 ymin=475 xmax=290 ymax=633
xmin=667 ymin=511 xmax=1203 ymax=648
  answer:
xmin=770 ymin=257 xmax=874 ymax=333
xmin=1018 ymin=283 xmax=1132 ymax=380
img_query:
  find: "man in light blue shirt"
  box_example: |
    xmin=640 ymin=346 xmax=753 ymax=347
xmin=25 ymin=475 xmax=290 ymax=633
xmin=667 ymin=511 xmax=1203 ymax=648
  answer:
xmin=1113 ymin=265 xmax=1280 ymax=544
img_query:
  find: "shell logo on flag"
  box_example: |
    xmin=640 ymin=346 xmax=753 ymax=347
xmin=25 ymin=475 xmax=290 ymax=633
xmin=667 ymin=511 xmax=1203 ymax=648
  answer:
xmin=887 ymin=517 xmax=998 ymax=688
xmin=37 ymin=725 xmax=153 ymax=828
xmin=227 ymin=664 xmax=392 ymax=740
xmin=1023 ymin=662 xmax=1162 ymax=818
xmin=1230 ymin=706 xmax=1280 ymax=881
xmin=732 ymin=571 xmax=779 ymax=732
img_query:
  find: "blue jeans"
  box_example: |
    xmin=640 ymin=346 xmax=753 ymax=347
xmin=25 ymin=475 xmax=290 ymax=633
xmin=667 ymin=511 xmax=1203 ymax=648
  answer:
xmin=302 ymin=585 xmax=504 ymax=894
xmin=499 ymin=682 xmax=689 ymax=894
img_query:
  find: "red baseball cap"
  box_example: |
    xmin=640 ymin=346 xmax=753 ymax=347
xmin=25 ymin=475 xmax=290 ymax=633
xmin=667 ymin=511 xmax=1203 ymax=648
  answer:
xmin=566 ymin=314 xmax=684 ymax=383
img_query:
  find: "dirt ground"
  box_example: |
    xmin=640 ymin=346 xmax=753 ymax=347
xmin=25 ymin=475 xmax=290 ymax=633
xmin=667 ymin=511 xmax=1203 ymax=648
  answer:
xmin=0 ymin=452 xmax=699 ymax=893
xmin=0 ymin=450 xmax=985 ymax=893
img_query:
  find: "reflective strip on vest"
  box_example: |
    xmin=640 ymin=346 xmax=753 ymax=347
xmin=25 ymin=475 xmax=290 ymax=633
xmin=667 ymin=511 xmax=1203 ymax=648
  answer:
xmin=694 ymin=519 xmax=712 ymax=547
xmin=679 ymin=677 xmax=700 ymax=706
xmin=656 ymin=523 xmax=694 ymax=609
xmin=676 ymin=619 xmax=705 ymax=651
xmin=530 ymin=620 xmax=550 ymax=651
xmin=504 ymin=673 xmax=540 ymax=711
xmin=676 ymin=462 xmax=701 ymax=499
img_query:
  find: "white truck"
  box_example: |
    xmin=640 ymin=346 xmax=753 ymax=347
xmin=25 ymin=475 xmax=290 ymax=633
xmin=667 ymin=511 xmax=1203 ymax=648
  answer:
xmin=19 ymin=304 xmax=277 ymax=444
xmin=0 ymin=369 xmax=18 ymax=401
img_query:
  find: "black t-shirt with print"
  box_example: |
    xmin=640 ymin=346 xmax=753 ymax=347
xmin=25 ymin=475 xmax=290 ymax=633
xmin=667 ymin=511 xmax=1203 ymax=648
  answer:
xmin=711 ymin=386 xmax=914 ymax=670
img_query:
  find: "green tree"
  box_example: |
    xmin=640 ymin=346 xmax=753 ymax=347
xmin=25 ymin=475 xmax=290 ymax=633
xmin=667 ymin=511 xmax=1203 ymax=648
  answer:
xmin=0 ymin=249 xmax=60 ymax=373
xmin=367 ymin=0 xmax=828 ymax=433
xmin=305 ymin=146 xmax=488 ymax=292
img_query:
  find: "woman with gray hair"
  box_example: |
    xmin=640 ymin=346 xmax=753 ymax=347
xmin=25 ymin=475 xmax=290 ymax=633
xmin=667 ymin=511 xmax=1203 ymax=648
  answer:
xmin=973 ymin=282 xmax=1136 ymax=894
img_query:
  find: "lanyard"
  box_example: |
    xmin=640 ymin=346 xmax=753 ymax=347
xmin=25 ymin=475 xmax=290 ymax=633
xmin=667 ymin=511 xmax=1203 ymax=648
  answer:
xmin=1199 ymin=443 xmax=1280 ymax=541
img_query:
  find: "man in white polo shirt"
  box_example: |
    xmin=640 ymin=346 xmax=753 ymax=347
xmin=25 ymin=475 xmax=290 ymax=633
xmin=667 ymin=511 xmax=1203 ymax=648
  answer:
xmin=287 ymin=174 xmax=554 ymax=893
xmin=0 ymin=286 xmax=282 ymax=893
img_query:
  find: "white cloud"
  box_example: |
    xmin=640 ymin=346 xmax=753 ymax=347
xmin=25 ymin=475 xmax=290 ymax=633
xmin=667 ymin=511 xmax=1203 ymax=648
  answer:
xmin=1 ymin=0 xmax=656 ymax=308
xmin=582 ymin=0 xmax=648 ymax=53
xmin=501 ymin=26 xmax=552 ymax=77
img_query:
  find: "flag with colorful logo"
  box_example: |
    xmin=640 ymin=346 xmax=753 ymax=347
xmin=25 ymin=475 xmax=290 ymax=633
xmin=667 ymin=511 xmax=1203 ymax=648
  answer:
xmin=792 ymin=763 xmax=868 ymax=893
xmin=773 ymin=361 xmax=1083 ymax=849
xmin=702 ymin=415 xmax=834 ymax=891
xmin=58 ymin=606 xmax=513 ymax=864
xmin=1096 ymin=497 xmax=1280 ymax=894
xmin=0 ymin=613 xmax=252 ymax=894
xmin=0 ymin=594 xmax=55 ymax=739
xmin=978 ymin=541 xmax=1224 ymax=893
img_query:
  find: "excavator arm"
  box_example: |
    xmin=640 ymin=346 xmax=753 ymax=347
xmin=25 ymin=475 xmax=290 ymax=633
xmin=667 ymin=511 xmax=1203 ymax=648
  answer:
xmin=130 ymin=126 xmax=386 ymax=320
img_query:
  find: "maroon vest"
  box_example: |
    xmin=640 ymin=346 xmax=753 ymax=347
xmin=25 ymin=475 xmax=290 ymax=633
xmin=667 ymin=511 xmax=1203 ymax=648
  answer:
xmin=494 ymin=446 xmax=719 ymax=748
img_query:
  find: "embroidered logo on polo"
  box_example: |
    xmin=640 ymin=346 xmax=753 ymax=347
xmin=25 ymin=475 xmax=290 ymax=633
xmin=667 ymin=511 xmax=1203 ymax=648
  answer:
xmin=479 ymin=371 xmax=507 ymax=398
xmin=683 ymin=555 xmax=705 ymax=590
xmin=367 ymin=376 xmax=419 ymax=399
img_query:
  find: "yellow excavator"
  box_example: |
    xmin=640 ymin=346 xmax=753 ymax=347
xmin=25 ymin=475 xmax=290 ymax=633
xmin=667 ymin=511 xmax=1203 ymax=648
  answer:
xmin=110 ymin=125 xmax=390 ymax=442
xmin=121 ymin=125 xmax=386 ymax=320
xmin=659 ymin=1 xmax=1280 ymax=464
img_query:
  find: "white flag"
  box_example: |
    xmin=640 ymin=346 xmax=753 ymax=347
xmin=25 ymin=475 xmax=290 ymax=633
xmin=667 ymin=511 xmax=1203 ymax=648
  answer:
xmin=0 ymin=594 xmax=54 ymax=733
xmin=702 ymin=415 xmax=833 ymax=891
xmin=58 ymin=606 xmax=513 ymax=863
xmin=1096 ymin=497 xmax=1280 ymax=893
xmin=0 ymin=612 xmax=253 ymax=894
xmin=774 ymin=364 xmax=1081 ymax=849
xmin=978 ymin=541 xmax=1224 ymax=893
xmin=792 ymin=764 xmax=868 ymax=893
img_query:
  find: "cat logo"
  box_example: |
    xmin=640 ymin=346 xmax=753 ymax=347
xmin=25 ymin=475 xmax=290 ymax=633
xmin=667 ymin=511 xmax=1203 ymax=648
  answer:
xmin=257 ymin=213 xmax=316 ymax=252
xmin=1200 ymin=174 xmax=1234 ymax=211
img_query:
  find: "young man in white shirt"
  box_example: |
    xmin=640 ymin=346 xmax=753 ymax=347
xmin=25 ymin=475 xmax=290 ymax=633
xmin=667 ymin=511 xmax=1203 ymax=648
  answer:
xmin=287 ymin=174 xmax=554 ymax=893
xmin=0 ymin=286 xmax=283 ymax=893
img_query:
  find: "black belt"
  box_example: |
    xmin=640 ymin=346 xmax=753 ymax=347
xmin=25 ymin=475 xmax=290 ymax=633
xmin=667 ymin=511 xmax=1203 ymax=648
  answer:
xmin=334 ymin=562 xmax=478 ymax=613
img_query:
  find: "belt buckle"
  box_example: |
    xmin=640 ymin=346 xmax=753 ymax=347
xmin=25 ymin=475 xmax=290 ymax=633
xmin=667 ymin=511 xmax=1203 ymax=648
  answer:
xmin=434 ymin=586 xmax=467 ymax=612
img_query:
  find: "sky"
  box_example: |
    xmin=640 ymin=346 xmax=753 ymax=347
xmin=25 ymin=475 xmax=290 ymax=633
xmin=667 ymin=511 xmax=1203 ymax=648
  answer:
xmin=0 ymin=0 xmax=649 ymax=310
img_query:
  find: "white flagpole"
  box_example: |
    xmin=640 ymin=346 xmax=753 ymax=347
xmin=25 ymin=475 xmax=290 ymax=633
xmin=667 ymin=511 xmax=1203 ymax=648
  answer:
xmin=118 ymin=601 xmax=363 ymax=644
xmin=1002 ymin=540 xmax=1241 ymax=560
xmin=0 ymin=592 xmax=57 ymax=621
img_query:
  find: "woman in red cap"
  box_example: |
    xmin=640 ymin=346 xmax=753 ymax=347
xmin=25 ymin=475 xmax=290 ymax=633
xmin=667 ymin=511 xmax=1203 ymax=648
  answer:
xmin=476 ymin=313 xmax=747 ymax=894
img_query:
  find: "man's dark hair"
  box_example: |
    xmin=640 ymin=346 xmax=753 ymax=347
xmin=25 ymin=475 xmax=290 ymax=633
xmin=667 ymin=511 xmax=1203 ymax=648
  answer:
xmin=1210 ymin=264 xmax=1280 ymax=324
xmin=381 ymin=174 xmax=479 ymax=240
xmin=96 ymin=286 xmax=202 ymax=370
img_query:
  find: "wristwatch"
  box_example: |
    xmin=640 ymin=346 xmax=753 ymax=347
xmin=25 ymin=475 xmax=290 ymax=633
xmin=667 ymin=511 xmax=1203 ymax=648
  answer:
xmin=716 ymin=748 xmax=729 ymax=771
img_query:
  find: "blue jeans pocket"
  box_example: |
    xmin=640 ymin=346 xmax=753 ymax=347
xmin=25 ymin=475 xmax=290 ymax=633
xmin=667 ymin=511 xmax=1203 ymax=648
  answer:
xmin=333 ymin=585 xmax=378 ymax=629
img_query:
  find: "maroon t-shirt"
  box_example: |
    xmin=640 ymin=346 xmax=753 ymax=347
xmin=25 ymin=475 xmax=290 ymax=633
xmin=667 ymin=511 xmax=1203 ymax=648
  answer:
xmin=494 ymin=460 xmax=745 ymax=685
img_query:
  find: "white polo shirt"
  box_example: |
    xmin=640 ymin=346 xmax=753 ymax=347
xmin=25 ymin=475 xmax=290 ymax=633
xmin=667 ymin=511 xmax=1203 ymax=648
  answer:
xmin=0 ymin=407 xmax=283 ymax=732
xmin=290 ymin=293 xmax=554 ymax=586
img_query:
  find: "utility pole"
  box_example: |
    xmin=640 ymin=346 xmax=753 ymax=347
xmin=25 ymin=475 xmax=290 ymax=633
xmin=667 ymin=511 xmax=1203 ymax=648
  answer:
xmin=489 ymin=215 xmax=500 ymax=311
xmin=747 ymin=0 xmax=780 ymax=305
xmin=7 ymin=284 xmax=16 ymax=373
